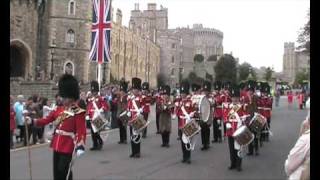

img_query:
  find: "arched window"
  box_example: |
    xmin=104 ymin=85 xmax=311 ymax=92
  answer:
xmin=64 ymin=61 xmax=74 ymax=75
xmin=171 ymin=56 xmax=174 ymax=63
xmin=66 ymin=29 xmax=75 ymax=44
xmin=68 ymin=0 xmax=76 ymax=15
xmin=171 ymin=68 xmax=175 ymax=76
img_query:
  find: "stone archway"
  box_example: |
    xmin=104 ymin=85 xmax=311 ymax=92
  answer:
xmin=10 ymin=39 xmax=32 ymax=79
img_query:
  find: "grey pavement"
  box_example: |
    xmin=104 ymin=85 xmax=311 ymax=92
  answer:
xmin=10 ymin=97 xmax=309 ymax=180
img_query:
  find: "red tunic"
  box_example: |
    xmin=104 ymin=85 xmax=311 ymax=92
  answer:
xmin=86 ymin=96 xmax=109 ymax=120
xmin=262 ymin=96 xmax=272 ymax=118
xmin=214 ymin=94 xmax=223 ymax=118
xmin=127 ymin=95 xmax=145 ymax=122
xmin=35 ymin=105 xmax=86 ymax=154
xmin=176 ymin=98 xmax=196 ymax=129
xmin=10 ymin=106 xmax=16 ymax=131
xmin=141 ymin=94 xmax=152 ymax=113
xmin=225 ymin=104 xmax=244 ymax=137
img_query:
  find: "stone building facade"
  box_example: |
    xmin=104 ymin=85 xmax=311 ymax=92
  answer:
xmin=10 ymin=0 xmax=161 ymax=98
xmin=129 ymin=3 xmax=224 ymax=87
xmin=283 ymin=42 xmax=310 ymax=83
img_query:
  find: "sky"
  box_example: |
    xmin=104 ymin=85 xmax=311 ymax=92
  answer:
xmin=112 ymin=0 xmax=310 ymax=72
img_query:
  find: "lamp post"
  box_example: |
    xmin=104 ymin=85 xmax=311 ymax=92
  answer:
xmin=50 ymin=47 xmax=55 ymax=80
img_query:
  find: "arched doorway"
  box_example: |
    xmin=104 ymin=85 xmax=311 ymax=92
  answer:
xmin=10 ymin=40 xmax=32 ymax=79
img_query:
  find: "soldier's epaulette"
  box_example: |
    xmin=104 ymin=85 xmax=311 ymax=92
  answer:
xmin=72 ymin=107 xmax=86 ymax=114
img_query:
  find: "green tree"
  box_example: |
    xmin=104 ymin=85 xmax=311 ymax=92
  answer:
xmin=238 ymin=62 xmax=252 ymax=81
xmin=294 ymin=70 xmax=309 ymax=85
xmin=214 ymin=54 xmax=237 ymax=83
xmin=297 ymin=9 xmax=310 ymax=54
xmin=264 ymin=67 xmax=274 ymax=82
xmin=194 ymin=54 xmax=204 ymax=63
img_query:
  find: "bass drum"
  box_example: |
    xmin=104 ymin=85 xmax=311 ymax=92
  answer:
xmin=190 ymin=95 xmax=211 ymax=123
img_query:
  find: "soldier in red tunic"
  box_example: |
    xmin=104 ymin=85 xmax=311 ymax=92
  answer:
xmin=200 ymin=81 xmax=212 ymax=150
xmin=155 ymin=86 xmax=163 ymax=134
xmin=226 ymin=84 xmax=243 ymax=171
xmin=127 ymin=77 xmax=145 ymax=158
xmin=141 ymin=82 xmax=152 ymax=138
xmin=176 ymin=82 xmax=196 ymax=164
xmin=260 ymin=82 xmax=272 ymax=142
xmin=86 ymin=81 xmax=109 ymax=150
xmin=117 ymin=81 xmax=128 ymax=144
xmin=212 ymin=81 xmax=223 ymax=143
xmin=34 ymin=74 xmax=86 ymax=180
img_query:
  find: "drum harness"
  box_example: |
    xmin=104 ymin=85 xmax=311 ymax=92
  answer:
xmin=91 ymin=99 xmax=109 ymax=133
xmin=130 ymin=97 xmax=148 ymax=144
xmin=181 ymin=105 xmax=199 ymax=151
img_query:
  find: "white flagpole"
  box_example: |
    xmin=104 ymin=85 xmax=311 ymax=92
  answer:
xmin=98 ymin=63 xmax=102 ymax=91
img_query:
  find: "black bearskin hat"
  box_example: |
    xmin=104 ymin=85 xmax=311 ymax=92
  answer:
xmin=158 ymin=85 xmax=163 ymax=92
xmin=246 ymin=80 xmax=256 ymax=91
xmin=180 ymin=82 xmax=190 ymax=94
xmin=230 ymin=84 xmax=240 ymax=97
xmin=213 ymin=81 xmax=222 ymax=90
xmin=58 ymin=74 xmax=80 ymax=100
xmin=142 ymin=82 xmax=149 ymax=91
xmin=202 ymin=81 xmax=212 ymax=92
xmin=119 ymin=81 xmax=128 ymax=93
xmin=261 ymin=82 xmax=270 ymax=94
xmin=223 ymin=81 xmax=231 ymax=90
xmin=131 ymin=77 xmax=142 ymax=90
xmin=90 ymin=80 xmax=99 ymax=92
xmin=191 ymin=83 xmax=201 ymax=92
xmin=163 ymin=85 xmax=171 ymax=96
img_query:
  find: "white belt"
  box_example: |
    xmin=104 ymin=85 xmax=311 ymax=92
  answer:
xmin=55 ymin=129 xmax=75 ymax=139
xmin=216 ymin=106 xmax=222 ymax=108
xmin=258 ymin=107 xmax=271 ymax=110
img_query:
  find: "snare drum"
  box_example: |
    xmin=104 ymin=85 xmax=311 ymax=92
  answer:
xmin=131 ymin=114 xmax=149 ymax=133
xmin=190 ymin=95 xmax=211 ymax=123
xmin=232 ymin=126 xmax=254 ymax=146
xmin=91 ymin=111 xmax=108 ymax=133
xmin=249 ymin=113 xmax=267 ymax=133
xmin=182 ymin=120 xmax=201 ymax=138
xmin=119 ymin=111 xmax=129 ymax=126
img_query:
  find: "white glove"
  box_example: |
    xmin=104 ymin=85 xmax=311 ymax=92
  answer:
xmin=186 ymin=116 xmax=191 ymax=122
xmin=127 ymin=111 xmax=131 ymax=117
xmin=85 ymin=115 xmax=90 ymax=120
xmin=217 ymin=119 xmax=221 ymax=124
xmin=76 ymin=149 xmax=85 ymax=157
xmin=226 ymin=123 xmax=232 ymax=129
xmin=138 ymin=108 xmax=143 ymax=114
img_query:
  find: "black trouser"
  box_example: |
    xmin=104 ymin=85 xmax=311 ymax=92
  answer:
xmin=10 ymin=130 xmax=14 ymax=148
xmin=213 ymin=118 xmax=222 ymax=141
xmin=178 ymin=130 xmax=191 ymax=160
xmin=142 ymin=113 xmax=149 ymax=137
xmin=228 ymin=137 xmax=242 ymax=168
xmin=111 ymin=111 xmax=118 ymax=129
xmin=161 ymin=131 xmax=170 ymax=145
xmin=117 ymin=119 xmax=127 ymax=142
xmin=248 ymin=131 xmax=259 ymax=154
xmin=89 ymin=123 xmax=103 ymax=148
xmin=200 ymin=123 xmax=210 ymax=147
xmin=130 ymin=126 xmax=141 ymax=155
xmin=32 ymin=126 xmax=45 ymax=143
xmin=53 ymin=151 xmax=73 ymax=180
xmin=17 ymin=125 xmax=25 ymax=142
xmin=156 ymin=112 xmax=160 ymax=132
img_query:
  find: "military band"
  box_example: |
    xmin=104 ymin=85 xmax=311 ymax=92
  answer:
xmin=33 ymin=73 xmax=274 ymax=176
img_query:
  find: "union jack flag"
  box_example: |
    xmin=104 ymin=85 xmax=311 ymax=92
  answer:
xmin=89 ymin=0 xmax=112 ymax=64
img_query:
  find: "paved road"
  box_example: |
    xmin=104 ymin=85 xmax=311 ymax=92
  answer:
xmin=10 ymin=97 xmax=308 ymax=180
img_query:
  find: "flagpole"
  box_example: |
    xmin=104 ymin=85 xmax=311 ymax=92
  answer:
xmin=98 ymin=63 xmax=102 ymax=91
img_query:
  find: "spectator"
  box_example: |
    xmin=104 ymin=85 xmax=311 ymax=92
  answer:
xmin=14 ymin=95 xmax=25 ymax=143
xmin=275 ymin=89 xmax=280 ymax=107
xmin=31 ymin=95 xmax=44 ymax=144
xmin=284 ymin=114 xmax=310 ymax=180
xmin=23 ymin=97 xmax=34 ymax=146
xmin=10 ymin=95 xmax=16 ymax=149
xmin=297 ymin=91 xmax=305 ymax=110
xmin=78 ymin=91 xmax=87 ymax=110
xmin=287 ymin=91 xmax=293 ymax=109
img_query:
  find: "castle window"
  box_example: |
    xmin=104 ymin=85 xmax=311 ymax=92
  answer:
xmin=172 ymin=43 xmax=176 ymax=49
xmin=64 ymin=61 xmax=74 ymax=75
xmin=66 ymin=29 xmax=75 ymax=45
xmin=68 ymin=0 xmax=76 ymax=15
xmin=171 ymin=68 xmax=175 ymax=76
xmin=171 ymin=56 xmax=174 ymax=63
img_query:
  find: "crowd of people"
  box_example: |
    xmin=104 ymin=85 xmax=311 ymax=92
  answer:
xmin=10 ymin=74 xmax=310 ymax=180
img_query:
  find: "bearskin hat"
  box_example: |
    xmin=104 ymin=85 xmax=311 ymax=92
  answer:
xmin=58 ymin=74 xmax=80 ymax=100
xmin=213 ymin=81 xmax=222 ymax=90
xmin=90 ymin=80 xmax=99 ymax=92
xmin=142 ymin=82 xmax=149 ymax=91
xmin=191 ymin=83 xmax=201 ymax=92
xmin=223 ymin=81 xmax=232 ymax=90
xmin=131 ymin=77 xmax=142 ymax=90
xmin=119 ymin=81 xmax=128 ymax=93
xmin=180 ymin=81 xmax=190 ymax=94
xmin=246 ymin=80 xmax=256 ymax=91
xmin=163 ymin=85 xmax=171 ymax=96
xmin=202 ymin=81 xmax=211 ymax=92
xmin=230 ymin=84 xmax=240 ymax=97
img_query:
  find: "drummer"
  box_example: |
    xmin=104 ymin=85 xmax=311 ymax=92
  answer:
xmin=212 ymin=81 xmax=223 ymax=143
xmin=200 ymin=81 xmax=212 ymax=150
xmin=226 ymin=84 xmax=243 ymax=171
xmin=176 ymin=81 xmax=196 ymax=164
